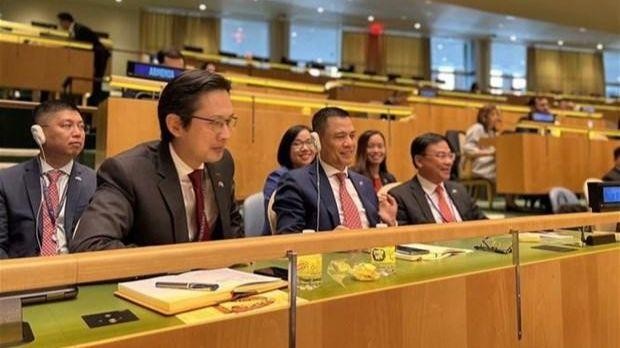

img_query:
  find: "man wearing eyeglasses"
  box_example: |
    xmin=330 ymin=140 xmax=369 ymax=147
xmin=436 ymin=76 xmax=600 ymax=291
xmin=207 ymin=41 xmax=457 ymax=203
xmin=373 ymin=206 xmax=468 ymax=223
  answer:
xmin=0 ymin=100 xmax=96 ymax=258
xmin=70 ymin=71 xmax=243 ymax=252
xmin=389 ymin=133 xmax=486 ymax=226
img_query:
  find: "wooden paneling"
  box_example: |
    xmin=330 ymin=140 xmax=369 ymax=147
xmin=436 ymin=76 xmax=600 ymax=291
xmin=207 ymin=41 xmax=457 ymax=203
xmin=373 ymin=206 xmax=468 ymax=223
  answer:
xmin=0 ymin=41 xmax=93 ymax=93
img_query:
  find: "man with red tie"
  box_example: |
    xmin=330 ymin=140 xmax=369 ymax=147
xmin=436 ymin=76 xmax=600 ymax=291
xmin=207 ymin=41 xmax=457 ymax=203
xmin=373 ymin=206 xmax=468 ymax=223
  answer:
xmin=274 ymin=107 xmax=397 ymax=233
xmin=0 ymin=100 xmax=96 ymax=258
xmin=70 ymin=71 xmax=243 ymax=252
xmin=389 ymin=133 xmax=487 ymax=226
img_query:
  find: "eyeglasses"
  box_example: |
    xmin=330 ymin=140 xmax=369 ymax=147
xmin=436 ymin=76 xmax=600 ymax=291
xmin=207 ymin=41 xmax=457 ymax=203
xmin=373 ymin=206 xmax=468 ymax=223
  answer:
xmin=474 ymin=237 xmax=512 ymax=254
xmin=291 ymin=139 xmax=313 ymax=149
xmin=191 ymin=115 xmax=237 ymax=132
xmin=424 ymin=152 xmax=456 ymax=161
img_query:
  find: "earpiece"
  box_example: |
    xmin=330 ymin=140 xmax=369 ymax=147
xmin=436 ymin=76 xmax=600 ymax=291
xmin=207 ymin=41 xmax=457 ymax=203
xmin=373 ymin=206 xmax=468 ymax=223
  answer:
xmin=31 ymin=125 xmax=46 ymax=146
xmin=310 ymin=131 xmax=321 ymax=153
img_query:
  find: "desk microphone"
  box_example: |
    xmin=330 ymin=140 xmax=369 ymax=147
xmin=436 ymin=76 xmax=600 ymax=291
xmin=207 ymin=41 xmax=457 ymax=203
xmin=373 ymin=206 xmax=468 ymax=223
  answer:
xmin=310 ymin=132 xmax=322 ymax=231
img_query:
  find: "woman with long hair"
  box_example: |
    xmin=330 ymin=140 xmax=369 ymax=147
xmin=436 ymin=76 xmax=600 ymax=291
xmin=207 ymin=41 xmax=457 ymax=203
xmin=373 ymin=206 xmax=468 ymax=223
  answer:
xmin=351 ymin=130 xmax=396 ymax=192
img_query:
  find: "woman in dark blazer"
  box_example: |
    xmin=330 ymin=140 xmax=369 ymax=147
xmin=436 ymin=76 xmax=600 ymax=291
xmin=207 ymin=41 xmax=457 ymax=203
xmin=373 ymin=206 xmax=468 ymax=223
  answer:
xmin=351 ymin=130 xmax=396 ymax=192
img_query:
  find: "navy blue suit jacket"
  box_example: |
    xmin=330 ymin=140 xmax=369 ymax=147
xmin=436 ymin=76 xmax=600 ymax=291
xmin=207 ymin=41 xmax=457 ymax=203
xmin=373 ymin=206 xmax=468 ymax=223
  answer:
xmin=274 ymin=162 xmax=379 ymax=233
xmin=0 ymin=158 xmax=96 ymax=258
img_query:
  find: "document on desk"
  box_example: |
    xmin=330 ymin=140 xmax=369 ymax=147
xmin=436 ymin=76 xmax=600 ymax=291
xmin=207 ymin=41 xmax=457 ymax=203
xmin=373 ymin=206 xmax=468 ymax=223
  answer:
xmin=396 ymin=243 xmax=472 ymax=261
xmin=115 ymin=268 xmax=287 ymax=315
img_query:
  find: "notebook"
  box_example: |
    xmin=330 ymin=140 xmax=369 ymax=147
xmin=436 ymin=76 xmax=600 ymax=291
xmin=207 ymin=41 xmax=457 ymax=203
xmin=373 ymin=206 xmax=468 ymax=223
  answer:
xmin=115 ymin=268 xmax=288 ymax=315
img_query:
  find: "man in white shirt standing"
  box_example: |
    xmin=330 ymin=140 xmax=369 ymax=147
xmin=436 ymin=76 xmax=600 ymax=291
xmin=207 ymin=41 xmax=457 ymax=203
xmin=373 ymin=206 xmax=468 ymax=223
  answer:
xmin=389 ymin=133 xmax=487 ymax=226
xmin=274 ymin=107 xmax=397 ymax=233
xmin=0 ymin=100 xmax=96 ymax=258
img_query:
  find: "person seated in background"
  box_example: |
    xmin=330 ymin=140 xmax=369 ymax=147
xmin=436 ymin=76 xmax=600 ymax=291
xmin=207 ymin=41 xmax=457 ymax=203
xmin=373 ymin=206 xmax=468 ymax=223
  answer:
xmin=262 ymin=125 xmax=316 ymax=234
xmin=351 ymin=130 xmax=396 ymax=192
xmin=602 ymin=147 xmax=620 ymax=182
xmin=58 ymin=12 xmax=110 ymax=106
xmin=389 ymin=133 xmax=486 ymax=225
xmin=274 ymin=107 xmax=397 ymax=233
xmin=517 ymin=96 xmax=555 ymax=133
xmin=203 ymin=61 xmax=217 ymax=73
xmin=70 ymin=71 xmax=243 ymax=252
xmin=156 ymin=48 xmax=185 ymax=69
xmin=0 ymin=100 xmax=96 ymax=258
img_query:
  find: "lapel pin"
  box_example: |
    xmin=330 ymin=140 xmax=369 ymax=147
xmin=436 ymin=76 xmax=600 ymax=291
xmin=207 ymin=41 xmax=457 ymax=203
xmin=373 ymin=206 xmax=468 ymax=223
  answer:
xmin=75 ymin=176 xmax=82 ymax=181
xmin=451 ymin=189 xmax=457 ymax=194
xmin=359 ymin=181 xmax=364 ymax=186
xmin=218 ymin=181 xmax=224 ymax=188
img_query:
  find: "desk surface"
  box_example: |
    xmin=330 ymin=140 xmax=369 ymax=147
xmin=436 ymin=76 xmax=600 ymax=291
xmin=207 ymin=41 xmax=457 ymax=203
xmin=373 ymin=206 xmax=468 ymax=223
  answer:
xmin=20 ymin=234 xmax=617 ymax=347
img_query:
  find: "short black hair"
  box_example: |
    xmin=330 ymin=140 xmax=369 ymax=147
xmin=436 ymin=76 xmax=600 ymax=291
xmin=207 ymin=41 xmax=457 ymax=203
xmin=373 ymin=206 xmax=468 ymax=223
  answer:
xmin=614 ymin=146 xmax=620 ymax=160
xmin=311 ymin=107 xmax=349 ymax=136
xmin=277 ymin=125 xmax=311 ymax=169
xmin=156 ymin=48 xmax=184 ymax=65
xmin=410 ymin=132 xmax=451 ymax=168
xmin=33 ymin=100 xmax=81 ymax=124
xmin=57 ymin=12 xmax=74 ymax=22
xmin=157 ymin=70 xmax=231 ymax=142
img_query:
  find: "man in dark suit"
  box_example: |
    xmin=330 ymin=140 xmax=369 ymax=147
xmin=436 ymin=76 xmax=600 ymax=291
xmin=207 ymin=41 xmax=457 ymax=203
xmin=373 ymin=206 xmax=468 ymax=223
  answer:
xmin=274 ymin=107 xmax=397 ymax=233
xmin=602 ymin=146 xmax=620 ymax=182
xmin=0 ymin=100 xmax=96 ymax=258
xmin=58 ymin=13 xmax=111 ymax=106
xmin=389 ymin=133 xmax=486 ymax=225
xmin=70 ymin=71 xmax=243 ymax=252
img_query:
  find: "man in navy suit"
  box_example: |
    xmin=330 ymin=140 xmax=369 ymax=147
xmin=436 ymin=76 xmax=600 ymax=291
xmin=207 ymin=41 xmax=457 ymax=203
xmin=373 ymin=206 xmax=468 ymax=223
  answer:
xmin=0 ymin=100 xmax=96 ymax=258
xmin=389 ymin=133 xmax=486 ymax=226
xmin=274 ymin=107 xmax=397 ymax=233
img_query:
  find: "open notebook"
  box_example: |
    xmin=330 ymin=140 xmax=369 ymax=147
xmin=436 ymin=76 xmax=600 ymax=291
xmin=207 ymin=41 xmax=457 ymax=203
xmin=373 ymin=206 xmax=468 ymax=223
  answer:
xmin=116 ymin=268 xmax=288 ymax=315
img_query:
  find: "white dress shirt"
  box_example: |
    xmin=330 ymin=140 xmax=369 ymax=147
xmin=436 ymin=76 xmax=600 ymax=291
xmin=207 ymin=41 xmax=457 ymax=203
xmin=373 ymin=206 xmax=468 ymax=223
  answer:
xmin=320 ymin=160 xmax=370 ymax=228
xmin=39 ymin=158 xmax=73 ymax=254
xmin=417 ymin=174 xmax=462 ymax=224
xmin=169 ymin=144 xmax=218 ymax=241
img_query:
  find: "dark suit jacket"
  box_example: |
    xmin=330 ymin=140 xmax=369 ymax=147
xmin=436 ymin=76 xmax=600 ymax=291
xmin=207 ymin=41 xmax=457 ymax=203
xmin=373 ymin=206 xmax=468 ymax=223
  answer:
xmin=602 ymin=167 xmax=620 ymax=182
xmin=0 ymin=159 xmax=96 ymax=258
xmin=70 ymin=141 xmax=243 ymax=252
xmin=274 ymin=163 xmax=379 ymax=233
xmin=389 ymin=176 xmax=487 ymax=226
xmin=73 ymin=23 xmax=107 ymax=51
xmin=380 ymin=171 xmax=397 ymax=186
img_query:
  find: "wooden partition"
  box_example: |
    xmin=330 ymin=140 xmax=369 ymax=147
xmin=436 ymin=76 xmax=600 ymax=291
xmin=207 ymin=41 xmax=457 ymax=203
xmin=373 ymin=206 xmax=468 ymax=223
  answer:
xmin=0 ymin=41 xmax=93 ymax=93
xmin=96 ymin=96 xmax=416 ymax=198
xmin=488 ymin=134 xmax=619 ymax=194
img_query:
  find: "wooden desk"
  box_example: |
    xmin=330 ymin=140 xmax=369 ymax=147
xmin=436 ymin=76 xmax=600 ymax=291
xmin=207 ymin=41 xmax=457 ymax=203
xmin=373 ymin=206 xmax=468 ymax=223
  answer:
xmin=487 ymin=134 xmax=619 ymax=194
xmin=0 ymin=41 xmax=93 ymax=94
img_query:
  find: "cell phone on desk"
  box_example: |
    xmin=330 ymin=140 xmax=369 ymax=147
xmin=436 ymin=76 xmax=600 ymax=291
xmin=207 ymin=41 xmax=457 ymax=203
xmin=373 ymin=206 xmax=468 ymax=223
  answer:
xmin=254 ymin=267 xmax=288 ymax=281
xmin=396 ymin=245 xmax=430 ymax=255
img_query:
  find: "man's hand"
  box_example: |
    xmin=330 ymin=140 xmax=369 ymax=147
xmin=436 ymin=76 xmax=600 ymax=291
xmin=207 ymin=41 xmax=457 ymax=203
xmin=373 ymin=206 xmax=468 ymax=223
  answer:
xmin=378 ymin=193 xmax=397 ymax=226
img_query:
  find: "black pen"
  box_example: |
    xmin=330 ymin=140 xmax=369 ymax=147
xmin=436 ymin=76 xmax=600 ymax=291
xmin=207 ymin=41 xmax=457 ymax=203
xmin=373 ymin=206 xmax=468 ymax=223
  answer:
xmin=155 ymin=282 xmax=219 ymax=291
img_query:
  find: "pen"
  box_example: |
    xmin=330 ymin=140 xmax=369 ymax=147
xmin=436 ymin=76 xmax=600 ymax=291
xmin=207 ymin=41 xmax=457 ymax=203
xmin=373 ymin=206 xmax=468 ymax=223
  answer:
xmin=155 ymin=282 xmax=219 ymax=291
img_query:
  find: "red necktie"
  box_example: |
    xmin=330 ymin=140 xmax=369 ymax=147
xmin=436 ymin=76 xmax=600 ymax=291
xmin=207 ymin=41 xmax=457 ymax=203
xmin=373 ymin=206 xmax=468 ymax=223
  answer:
xmin=435 ymin=185 xmax=456 ymax=223
xmin=188 ymin=169 xmax=211 ymax=241
xmin=40 ymin=170 xmax=62 ymax=256
xmin=335 ymin=172 xmax=363 ymax=229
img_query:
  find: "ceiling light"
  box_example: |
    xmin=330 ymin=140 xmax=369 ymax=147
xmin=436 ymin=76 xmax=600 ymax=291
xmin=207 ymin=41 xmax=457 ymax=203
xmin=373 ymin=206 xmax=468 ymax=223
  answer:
xmin=557 ymin=40 xmax=564 ymax=46
xmin=413 ymin=22 xmax=421 ymax=30
xmin=198 ymin=3 xmax=206 ymax=10
xmin=115 ymin=0 xmax=122 ymax=3
xmin=317 ymin=6 xmax=324 ymax=13
xmin=509 ymin=35 xmax=517 ymax=42
xmin=579 ymin=27 xmax=587 ymax=33
xmin=505 ymin=15 xmax=515 ymax=20
xmin=368 ymin=15 xmax=375 ymax=22
xmin=596 ymin=43 xmax=604 ymax=50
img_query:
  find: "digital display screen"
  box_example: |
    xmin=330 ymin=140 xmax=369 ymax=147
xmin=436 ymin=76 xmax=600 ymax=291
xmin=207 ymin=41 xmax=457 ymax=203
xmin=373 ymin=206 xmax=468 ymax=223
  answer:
xmin=603 ymin=186 xmax=620 ymax=204
xmin=419 ymin=88 xmax=437 ymax=98
xmin=126 ymin=61 xmax=185 ymax=82
xmin=531 ymin=112 xmax=555 ymax=123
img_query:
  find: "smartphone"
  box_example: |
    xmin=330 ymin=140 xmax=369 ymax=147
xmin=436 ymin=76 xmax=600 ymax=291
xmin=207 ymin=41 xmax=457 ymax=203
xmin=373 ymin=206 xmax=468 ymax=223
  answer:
xmin=254 ymin=267 xmax=288 ymax=281
xmin=396 ymin=245 xmax=430 ymax=255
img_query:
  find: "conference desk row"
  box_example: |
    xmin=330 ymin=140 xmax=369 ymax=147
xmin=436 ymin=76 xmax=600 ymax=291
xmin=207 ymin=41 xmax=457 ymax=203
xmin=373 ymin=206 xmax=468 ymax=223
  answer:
xmin=1 ymin=212 xmax=619 ymax=347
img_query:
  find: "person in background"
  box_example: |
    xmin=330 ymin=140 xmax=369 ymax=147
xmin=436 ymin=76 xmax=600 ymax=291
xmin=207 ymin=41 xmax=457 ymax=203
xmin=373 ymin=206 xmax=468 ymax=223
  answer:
xmin=157 ymin=49 xmax=185 ymax=69
xmin=351 ymin=130 xmax=396 ymax=192
xmin=516 ymin=96 xmax=555 ymax=133
xmin=262 ymin=125 xmax=316 ymax=234
xmin=203 ymin=62 xmax=217 ymax=73
xmin=389 ymin=133 xmax=486 ymax=225
xmin=0 ymin=100 xmax=96 ymax=258
xmin=58 ymin=12 xmax=111 ymax=106
xmin=463 ymin=105 xmax=501 ymax=181
xmin=602 ymin=147 xmax=620 ymax=182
